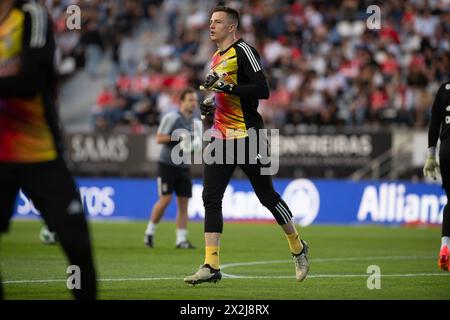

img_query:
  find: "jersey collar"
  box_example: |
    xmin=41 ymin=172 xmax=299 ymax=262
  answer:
xmin=219 ymin=38 xmax=242 ymax=56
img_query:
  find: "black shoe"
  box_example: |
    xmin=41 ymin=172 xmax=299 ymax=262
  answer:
xmin=176 ymin=240 xmax=196 ymax=249
xmin=144 ymin=234 xmax=153 ymax=248
xmin=184 ymin=264 xmax=222 ymax=285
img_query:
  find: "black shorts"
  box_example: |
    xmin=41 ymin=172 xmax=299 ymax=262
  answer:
xmin=202 ymin=135 xmax=291 ymax=232
xmin=0 ymin=158 xmax=82 ymax=233
xmin=157 ymin=162 xmax=192 ymax=198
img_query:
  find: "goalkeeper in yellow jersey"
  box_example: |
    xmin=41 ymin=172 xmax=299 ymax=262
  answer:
xmin=184 ymin=6 xmax=309 ymax=285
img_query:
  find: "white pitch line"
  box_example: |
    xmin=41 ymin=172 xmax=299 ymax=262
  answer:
xmin=220 ymin=255 xmax=434 ymax=270
xmin=3 ymin=277 xmax=180 ymax=284
xmin=4 ymin=272 xmax=450 ymax=285
xmin=2 ymin=255 xmax=444 ymax=285
xmin=220 ymin=255 xmax=437 ymax=278
xmin=221 ymin=273 xmax=450 ymax=279
xmin=4 ymin=279 xmax=67 ymax=284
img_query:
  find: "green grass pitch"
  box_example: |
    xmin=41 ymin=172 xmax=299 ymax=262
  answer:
xmin=1 ymin=220 xmax=449 ymax=300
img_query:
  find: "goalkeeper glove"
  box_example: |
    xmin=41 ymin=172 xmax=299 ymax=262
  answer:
xmin=203 ymin=71 xmax=220 ymax=89
xmin=200 ymin=71 xmax=235 ymax=94
xmin=212 ymin=80 xmax=235 ymax=94
xmin=423 ymin=155 xmax=440 ymax=180
xmin=200 ymin=96 xmax=215 ymax=119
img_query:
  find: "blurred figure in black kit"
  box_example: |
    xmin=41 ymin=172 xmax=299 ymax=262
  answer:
xmin=0 ymin=0 xmax=96 ymax=299
xmin=423 ymin=82 xmax=450 ymax=271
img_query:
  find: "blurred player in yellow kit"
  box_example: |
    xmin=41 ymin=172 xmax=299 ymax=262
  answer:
xmin=0 ymin=0 xmax=96 ymax=299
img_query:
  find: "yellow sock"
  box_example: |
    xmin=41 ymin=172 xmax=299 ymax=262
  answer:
xmin=286 ymin=232 xmax=303 ymax=255
xmin=204 ymin=246 xmax=220 ymax=269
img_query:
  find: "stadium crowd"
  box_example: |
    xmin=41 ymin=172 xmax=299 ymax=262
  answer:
xmin=46 ymin=0 xmax=450 ymax=132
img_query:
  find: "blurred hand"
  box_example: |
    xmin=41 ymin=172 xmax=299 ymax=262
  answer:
xmin=200 ymin=71 xmax=235 ymax=94
xmin=200 ymin=96 xmax=215 ymax=119
xmin=423 ymin=156 xmax=440 ymax=180
xmin=202 ymin=71 xmax=221 ymax=89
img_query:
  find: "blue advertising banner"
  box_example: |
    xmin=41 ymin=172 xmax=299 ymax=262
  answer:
xmin=14 ymin=178 xmax=446 ymax=226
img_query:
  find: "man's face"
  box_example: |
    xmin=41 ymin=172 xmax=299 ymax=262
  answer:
xmin=209 ymin=11 xmax=233 ymax=42
xmin=180 ymin=92 xmax=198 ymax=114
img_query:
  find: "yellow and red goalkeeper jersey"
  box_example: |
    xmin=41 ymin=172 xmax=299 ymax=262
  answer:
xmin=209 ymin=39 xmax=270 ymax=140
xmin=0 ymin=0 xmax=60 ymax=163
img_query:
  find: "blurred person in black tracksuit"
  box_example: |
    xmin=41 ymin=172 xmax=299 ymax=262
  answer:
xmin=0 ymin=0 xmax=96 ymax=299
xmin=423 ymin=81 xmax=450 ymax=271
